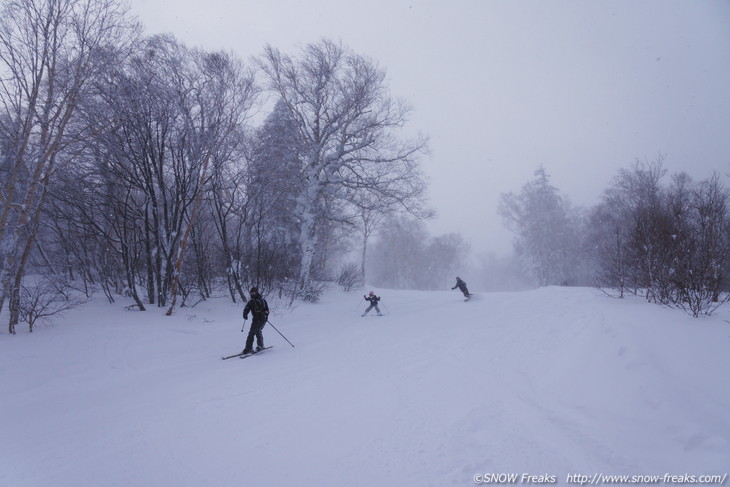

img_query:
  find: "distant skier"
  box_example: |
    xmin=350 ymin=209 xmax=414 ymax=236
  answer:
xmin=452 ymin=276 xmax=471 ymax=299
xmin=241 ymin=287 xmax=269 ymax=355
xmin=362 ymin=291 xmax=382 ymax=316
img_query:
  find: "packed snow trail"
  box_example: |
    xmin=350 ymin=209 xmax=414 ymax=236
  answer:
xmin=0 ymin=287 xmax=728 ymax=487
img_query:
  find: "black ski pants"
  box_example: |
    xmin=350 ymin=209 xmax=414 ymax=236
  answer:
xmin=245 ymin=318 xmax=266 ymax=350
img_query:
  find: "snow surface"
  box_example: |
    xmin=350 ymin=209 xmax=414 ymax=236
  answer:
xmin=1 ymin=286 xmax=728 ymax=487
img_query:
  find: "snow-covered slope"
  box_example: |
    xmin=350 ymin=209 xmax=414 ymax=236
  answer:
xmin=1 ymin=287 xmax=728 ymax=487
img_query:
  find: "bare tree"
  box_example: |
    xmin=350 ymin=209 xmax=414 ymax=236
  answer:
xmin=18 ymin=276 xmax=84 ymax=333
xmin=75 ymin=35 xmax=257 ymax=313
xmin=356 ymin=205 xmax=386 ymax=284
xmin=257 ymin=39 xmax=429 ymax=300
xmin=208 ymin=145 xmax=250 ymax=303
xmin=668 ymin=173 xmax=730 ymax=316
xmin=590 ymin=158 xmax=730 ymax=316
xmin=165 ymin=48 xmax=258 ymax=315
xmin=0 ymin=0 xmax=139 ymax=331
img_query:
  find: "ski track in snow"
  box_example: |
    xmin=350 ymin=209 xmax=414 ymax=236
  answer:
xmin=1 ymin=287 xmax=729 ymax=487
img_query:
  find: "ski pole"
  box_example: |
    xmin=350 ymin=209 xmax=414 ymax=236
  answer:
xmin=354 ymin=299 xmax=364 ymax=312
xmin=241 ymin=319 xmax=247 ymax=332
xmin=380 ymin=301 xmax=390 ymax=315
xmin=267 ymin=320 xmax=295 ymax=348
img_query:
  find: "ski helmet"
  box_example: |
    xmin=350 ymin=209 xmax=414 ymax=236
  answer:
xmin=369 ymin=291 xmax=374 ymax=296
xmin=250 ymin=287 xmax=258 ymax=294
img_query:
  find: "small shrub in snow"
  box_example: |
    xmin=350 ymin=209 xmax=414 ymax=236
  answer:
xmin=336 ymin=263 xmax=362 ymax=292
xmin=17 ymin=280 xmax=85 ymax=333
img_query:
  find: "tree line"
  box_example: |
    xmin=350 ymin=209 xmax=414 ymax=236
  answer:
xmin=0 ymin=0 xmax=428 ymax=333
xmin=498 ymin=158 xmax=730 ymax=316
xmin=3 ymin=0 xmax=723 ymax=334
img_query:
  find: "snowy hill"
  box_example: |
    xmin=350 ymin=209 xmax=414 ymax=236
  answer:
xmin=1 ymin=287 xmax=728 ymax=487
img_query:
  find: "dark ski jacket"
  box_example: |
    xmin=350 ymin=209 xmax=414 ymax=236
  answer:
xmin=452 ymin=278 xmax=468 ymax=293
xmin=364 ymin=294 xmax=380 ymax=304
xmin=244 ymin=294 xmax=269 ymax=323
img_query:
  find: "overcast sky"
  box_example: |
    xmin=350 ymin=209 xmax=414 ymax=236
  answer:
xmin=129 ymin=0 xmax=730 ymax=256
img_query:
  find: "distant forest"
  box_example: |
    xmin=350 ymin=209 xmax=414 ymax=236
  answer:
xmin=494 ymin=160 xmax=729 ymax=318
xmin=1 ymin=0 xmax=727 ymax=335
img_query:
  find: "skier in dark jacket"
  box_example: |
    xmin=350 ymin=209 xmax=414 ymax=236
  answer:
xmin=241 ymin=287 xmax=269 ymax=354
xmin=452 ymin=276 xmax=471 ymax=299
xmin=362 ymin=291 xmax=382 ymax=316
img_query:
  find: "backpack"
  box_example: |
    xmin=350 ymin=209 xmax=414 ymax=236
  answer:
xmin=251 ymin=297 xmax=268 ymax=318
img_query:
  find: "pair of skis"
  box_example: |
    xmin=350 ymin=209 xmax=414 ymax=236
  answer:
xmin=221 ymin=346 xmax=273 ymax=360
